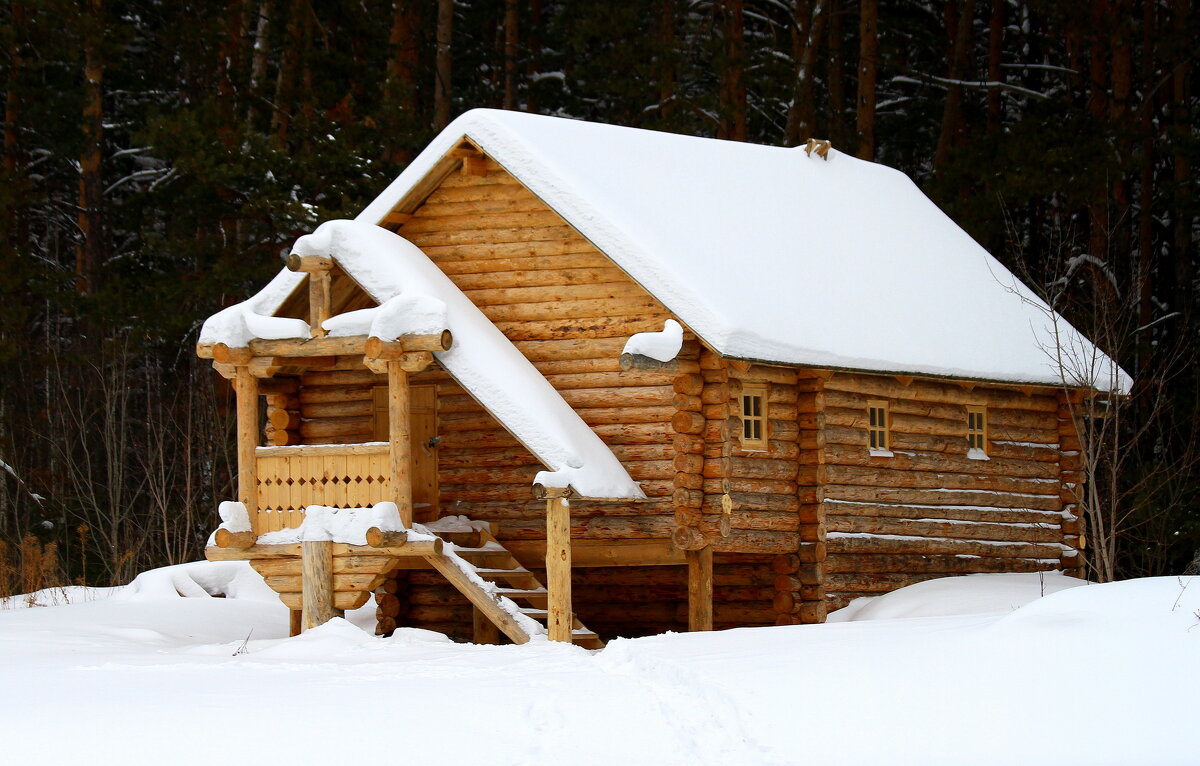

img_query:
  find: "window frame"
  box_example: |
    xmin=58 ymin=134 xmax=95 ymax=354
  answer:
xmin=867 ymin=399 xmax=891 ymax=456
xmin=966 ymin=404 xmax=988 ymax=457
xmin=739 ymin=384 xmax=769 ymax=451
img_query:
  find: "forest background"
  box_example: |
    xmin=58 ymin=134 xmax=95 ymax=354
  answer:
xmin=0 ymin=0 xmax=1195 ymax=590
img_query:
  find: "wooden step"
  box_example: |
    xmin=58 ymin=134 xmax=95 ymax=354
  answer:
xmin=494 ymin=587 xmax=547 ymax=598
xmin=452 ymin=548 xmax=516 ymax=567
xmin=518 ymin=607 xmax=549 ymax=619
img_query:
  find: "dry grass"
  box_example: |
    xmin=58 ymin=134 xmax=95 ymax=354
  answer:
xmin=0 ymin=535 xmax=67 ymax=604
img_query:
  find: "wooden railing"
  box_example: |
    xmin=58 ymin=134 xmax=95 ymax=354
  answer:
xmin=253 ymin=443 xmax=391 ymax=532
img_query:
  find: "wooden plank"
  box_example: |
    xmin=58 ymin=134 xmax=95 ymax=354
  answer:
xmin=546 ymin=496 xmax=573 ymax=642
xmin=423 ymin=552 xmax=532 ymax=644
xmin=687 ymin=546 xmax=713 ymax=631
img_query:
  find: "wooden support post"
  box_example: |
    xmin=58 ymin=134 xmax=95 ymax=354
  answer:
xmin=309 ymin=269 xmax=332 ymax=338
xmin=289 ymin=609 xmax=302 ymax=637
xmin=686 ymin=545 xmax=713 ymax=631
xmin=545 ymin=493 xmax=573 ymax=643
xmin=473 ymin=606 xmax=501 ymax=645
xmin=388 ymin=360 xmax=413 ymax=527
xmin=301 ymin=539 xmax=335 ymax=631
xmin=234 ymin=366 xmax=259 ymax=532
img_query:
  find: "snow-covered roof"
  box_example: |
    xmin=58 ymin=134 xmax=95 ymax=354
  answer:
xmin=201 ymin=220 xmax=644 ymax=500
xmin=358 ymin=109 xmax=1130 ymax=393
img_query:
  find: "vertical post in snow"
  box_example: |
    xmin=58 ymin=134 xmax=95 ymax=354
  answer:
xmin=687 ymin=545 xmax=713 ymax=631
xmin=301 ymin=539 xmax=335 ymax=631
xmin=234 ymin=366 xmax=259 ymax=533
xmin=545 ymin=492 xmax=573 ymax=642
xmin=388 ymin=360 xmax=413 ymax=527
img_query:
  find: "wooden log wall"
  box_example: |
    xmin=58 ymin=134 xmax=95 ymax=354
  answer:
xmin=262 ymin=378 xmax=301 ymax=446
xmin=297 ymin=368 xmax=384 ymax=444
xmin=391 ymin=158 xmax=679 ymax=541
xmin=819 ymin=372 xmax=1078 ymax=611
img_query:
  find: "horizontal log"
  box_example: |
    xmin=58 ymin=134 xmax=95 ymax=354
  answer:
xmin=438 ymin=252 xmax=612 ymax=275
xmin=299 ymin=416 xmax=374 ymax=439
xmin=826 ymin=515 xmax=1063 ymax=544
xmin=558 ymin=386 xmax=674 ymax=408
xmin=825 ymin=373 xmax=1058 ymax=410
xmin=266 ymin=573 xmax=386 ymax=593
xmin=405 ymin=223 xmax=580 ymax=247
xmin=267 ymin=407 xmax=303 ymax=430
xmin=299 ymin=383 xmax=376 ymax=405
xmin=462 ymin=281 xmax=652 ymax=307
xmin=822 ymin=500 xmax=1064 ymax=525
xmin=364 ymin=331 xmax=453 ymax=356
xmin=823 ymin=443 xmax=1060 ymax=479
xmin=823 ymin=553 xmax=1057 ymax=575
xmin=300 ymin=369 xmax=382 ymax=387
xmin=401 ymin=209 xmax=567 ymax=234
xmin=215 ymin=529 xmax=256 ymax=549
xmin=823 ymin=483 xmax=1062 ymax=511
xmin=492 ymin=315 xmax=668 ymax=341
xmin=826 ymin=534 xmax=1064 ymax=559
xmin=823 ymin=464 xmax=1062 ymax=496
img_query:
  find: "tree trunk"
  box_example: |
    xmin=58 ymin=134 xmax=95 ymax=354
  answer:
xmin=527 ymin=0 xmax=543 ymax=114
xmin=385 ymin=0 xmax=421 ymax=163
xmin=246 ymin=0 xmax=273 ymax=128
xmin=1170 ymin=0 xmax=1192 ymax=329
xmin=827 ymin=0 xmax=845 ymax=147
xmin=786 ymin=0 xmax=828 ymax=146
xmin=503 ymin=0 xmax=519 ymax=110
xmin=855 ymin=0 xmax=878 ymax=160
xmin=659 ymin=0 xmax=677 ymax=121
xmin=934 ymin=0 xmax=975 ymax=173
xmin=434 ymin=0 xmax=455 ymax=130
xmin=718 ymin=0 xmax=747 ymax=141
xmin=985 ymin=0 xmax=1004 ymax=134
xmin=76 ymin=0 xmax=105 ymax=295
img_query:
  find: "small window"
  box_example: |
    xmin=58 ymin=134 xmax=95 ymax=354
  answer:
xmin=966 ymin=405 xmax=988 ymax=457
xmin=740 ymin=385 xmax=768 ymax=450
xmin=867 ymin=400 xmax=891 ymax=454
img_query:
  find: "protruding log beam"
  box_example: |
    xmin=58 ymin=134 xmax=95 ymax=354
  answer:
xmin=364 ymin=331 xmax=454 ymax=357
xmin=388 ymin=360 xmax=413 ymax=527
xmin=531 ymin=484 xmax=574 ymax=500
xmin=686 ymin=545 xmax=713 ymax=631
xmin=364 ymin=528 xmax=444 ymax=555
xmin=301 ymin=539 xmax=336 ymax=631
xmin=285 ymin=253 xmax=333 ymax=272
xmin=234 ymin=367 xmax=259 ymax=524
xmin=213 ymin=343 xmax=254 ymax=365
xmin=546 ymin=495 xmax=573 ymax=643
xmin=214 ymin=529 xmax=256 ymax=549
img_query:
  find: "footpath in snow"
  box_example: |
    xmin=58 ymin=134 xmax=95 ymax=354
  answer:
xmin=0 ymin=564 xmax=1196 ymax=766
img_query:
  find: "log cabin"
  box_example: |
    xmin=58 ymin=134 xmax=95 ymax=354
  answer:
xmin=198 ymin=109 xmax=1129 ymax=645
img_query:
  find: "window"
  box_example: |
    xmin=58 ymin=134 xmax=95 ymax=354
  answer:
xmin=966 ymin=405 xmax=988 ymax=458
xmin=740 ymin=385 xmax=768 ymax=450
xmin=867 ymin=400 xmax=891 ymax=455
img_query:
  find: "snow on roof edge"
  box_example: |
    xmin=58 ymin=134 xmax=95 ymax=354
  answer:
xmin=354 ymin=109 xmax=1130 ymax=394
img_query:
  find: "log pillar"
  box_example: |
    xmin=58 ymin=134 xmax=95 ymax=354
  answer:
xmin=234 ymin=366 xmax=260 ymax=532
xmin=545 ymin=492 xmax=573 ymax=643
xmin=301 ymin=539 xmax=336 ymax=631
xmin=388 ymin=360 xmax=413 ymax=527
xmin=473 ymin=606 xmax=501 ymax=645
xmin=686 ymin=545 xmax=713 ymax=631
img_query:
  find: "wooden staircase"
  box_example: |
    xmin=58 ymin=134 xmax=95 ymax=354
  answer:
xmin=424 ymin=527 xmax=603 ymax=649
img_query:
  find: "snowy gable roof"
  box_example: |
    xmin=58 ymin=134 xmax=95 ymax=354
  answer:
xmin=358 ymin=109 xmax=1130 ymax=394
xmin=200 ymin=220 xmax=644 ymax=500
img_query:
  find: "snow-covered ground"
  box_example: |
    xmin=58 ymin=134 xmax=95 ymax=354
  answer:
xmin=1 ymin=565 xmax=1196 ymax=765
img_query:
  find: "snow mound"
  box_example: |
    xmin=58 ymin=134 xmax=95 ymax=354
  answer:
xmin=114 ymin=560 xmax=281 ymax=603
xmin=827 ymin=572 xmax=1087 ymax=622
xmin=623 ymin=319 xmax=684 ymax=362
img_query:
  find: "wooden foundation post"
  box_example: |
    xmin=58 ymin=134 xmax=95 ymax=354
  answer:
xmin=473 ymin=606 xmax=501 ymax=645
xmin=301 ymin=539 xmax=335 ymax=631
xmin=234 ymin=366 xmax=259 ymax=533
xmin=545 ymin=492 xmax=573 ymax=643
xmin=289 ymin=609 xmax=302 ymax=637
xmin=388 ymin=360 xmax=413 ymax=527
xmin=687 ymin=545 xmax=713 ymax=631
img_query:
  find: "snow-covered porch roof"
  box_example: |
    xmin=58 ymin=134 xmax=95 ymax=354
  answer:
xmin=200 ymin=220 xmax=644 ymax=500
xmin=357 ymin=109 xmax=1130 ymax=394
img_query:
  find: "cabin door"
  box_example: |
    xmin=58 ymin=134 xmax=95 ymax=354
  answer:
xmin=372 ymin=383 xmax=440 ymax=523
